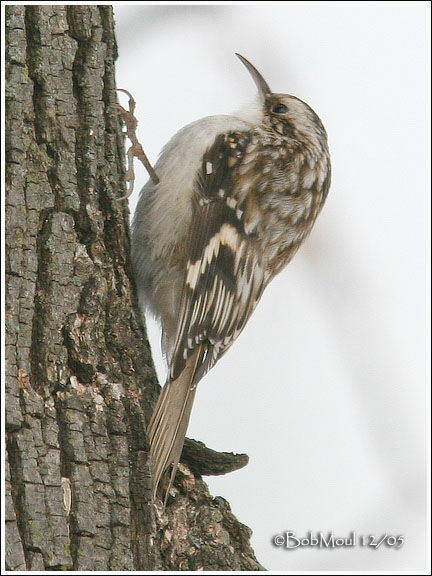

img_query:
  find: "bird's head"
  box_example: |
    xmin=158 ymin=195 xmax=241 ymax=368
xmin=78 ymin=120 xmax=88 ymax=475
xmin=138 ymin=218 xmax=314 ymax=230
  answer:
xmin=236 ymin=53 xmax=327 ymax=151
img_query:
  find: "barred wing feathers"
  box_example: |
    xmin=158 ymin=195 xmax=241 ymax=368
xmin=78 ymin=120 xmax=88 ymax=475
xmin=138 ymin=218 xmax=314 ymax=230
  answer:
xmin=170 ymin=131 xmax=266 ymax=384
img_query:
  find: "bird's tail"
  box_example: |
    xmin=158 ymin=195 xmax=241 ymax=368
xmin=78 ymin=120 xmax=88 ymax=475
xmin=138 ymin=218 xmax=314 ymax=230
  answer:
xmin=147 ymin=345 xmax=204 ymax=505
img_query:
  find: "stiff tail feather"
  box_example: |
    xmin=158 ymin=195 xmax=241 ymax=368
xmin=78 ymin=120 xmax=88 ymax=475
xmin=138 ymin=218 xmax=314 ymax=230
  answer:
xmin=147 ymin=345 xmax=204 ymax=505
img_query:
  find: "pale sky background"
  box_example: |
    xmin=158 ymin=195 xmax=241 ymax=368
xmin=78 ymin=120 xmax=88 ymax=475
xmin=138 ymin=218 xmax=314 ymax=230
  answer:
xmin=114 ymin=2 xmax=430 ymax=572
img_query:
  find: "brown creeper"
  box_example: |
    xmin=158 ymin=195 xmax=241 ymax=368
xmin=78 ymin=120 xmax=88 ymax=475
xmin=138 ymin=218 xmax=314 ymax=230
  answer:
xmin=131 ymin=54 xmax=331 ymax=503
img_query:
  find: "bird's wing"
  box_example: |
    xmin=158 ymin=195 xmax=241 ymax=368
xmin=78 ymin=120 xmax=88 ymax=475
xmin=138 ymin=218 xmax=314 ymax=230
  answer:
xmin=169 ymin=131 xmax=266 ymax=384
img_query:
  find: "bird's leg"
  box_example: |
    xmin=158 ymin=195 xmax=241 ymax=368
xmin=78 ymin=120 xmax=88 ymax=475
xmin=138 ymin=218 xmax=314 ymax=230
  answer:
xmin=115 ymin=88 xmax=159 ymax=200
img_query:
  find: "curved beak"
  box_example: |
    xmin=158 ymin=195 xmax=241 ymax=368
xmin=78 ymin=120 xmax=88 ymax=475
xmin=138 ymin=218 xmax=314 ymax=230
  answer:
xmin=235 ymin=53 xmax=272 ymax=101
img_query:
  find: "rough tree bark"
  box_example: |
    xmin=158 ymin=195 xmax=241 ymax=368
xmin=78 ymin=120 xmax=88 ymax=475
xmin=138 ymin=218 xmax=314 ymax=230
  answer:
xmin=5 ymin=5 xmax=263 ymax=572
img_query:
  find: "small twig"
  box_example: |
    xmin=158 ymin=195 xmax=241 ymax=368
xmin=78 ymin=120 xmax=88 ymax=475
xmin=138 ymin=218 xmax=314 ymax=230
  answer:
xmin=116 ymin=88 xmax=159 ymax=200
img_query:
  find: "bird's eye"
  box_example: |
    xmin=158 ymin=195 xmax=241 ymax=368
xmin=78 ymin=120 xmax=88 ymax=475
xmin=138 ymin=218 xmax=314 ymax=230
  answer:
xmin=272 ymin=103 xmax=288 ymax=114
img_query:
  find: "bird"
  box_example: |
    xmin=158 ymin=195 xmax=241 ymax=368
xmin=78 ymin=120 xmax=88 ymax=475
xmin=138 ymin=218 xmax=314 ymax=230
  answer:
xmin=131 ymin=53 xmax=331 ymax=505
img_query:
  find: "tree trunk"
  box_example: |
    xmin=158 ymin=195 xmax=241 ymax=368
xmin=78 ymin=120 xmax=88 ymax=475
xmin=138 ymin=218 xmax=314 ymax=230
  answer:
xmin=5 ymin=5 xmax=262 ymax=571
